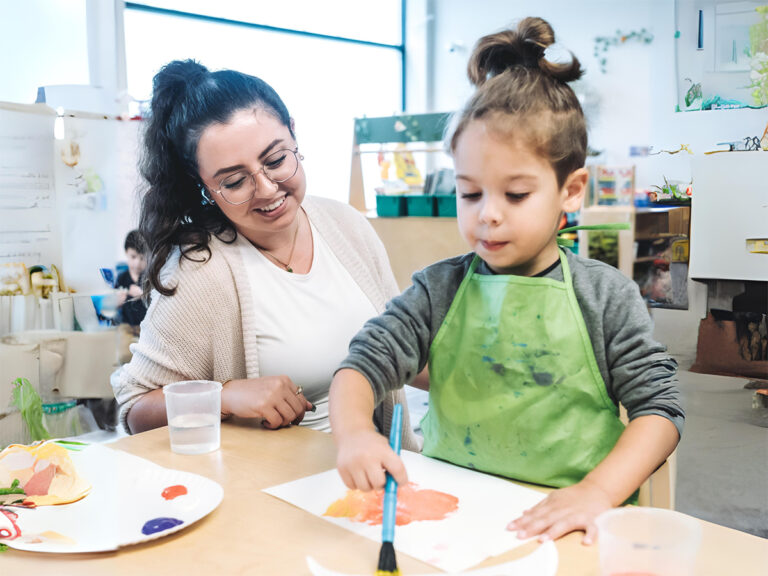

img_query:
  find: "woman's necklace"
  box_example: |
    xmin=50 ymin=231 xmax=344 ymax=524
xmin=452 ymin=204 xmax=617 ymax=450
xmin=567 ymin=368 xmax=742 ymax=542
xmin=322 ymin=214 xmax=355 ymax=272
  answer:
xmin=257 ymin=212 xmax=301 ymax=273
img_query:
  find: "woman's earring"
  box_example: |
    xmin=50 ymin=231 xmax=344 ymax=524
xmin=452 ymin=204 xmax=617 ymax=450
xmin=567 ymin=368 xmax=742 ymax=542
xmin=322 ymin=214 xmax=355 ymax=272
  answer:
xmin=199 ymin=186 xmax=214 ymax=206
xmin=299 ymin=154 xmax=304 ymax=161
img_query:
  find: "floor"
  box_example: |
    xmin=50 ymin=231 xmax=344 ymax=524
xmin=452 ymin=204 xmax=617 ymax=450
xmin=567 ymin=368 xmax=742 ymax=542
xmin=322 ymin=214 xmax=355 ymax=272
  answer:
xmin=674 ymin=370 xmax=767 ymax=538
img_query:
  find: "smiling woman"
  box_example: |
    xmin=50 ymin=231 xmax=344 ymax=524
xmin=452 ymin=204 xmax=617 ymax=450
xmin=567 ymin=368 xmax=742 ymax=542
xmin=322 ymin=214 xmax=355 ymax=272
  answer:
xmin=110 ymin=60 xmax=418 ymax=453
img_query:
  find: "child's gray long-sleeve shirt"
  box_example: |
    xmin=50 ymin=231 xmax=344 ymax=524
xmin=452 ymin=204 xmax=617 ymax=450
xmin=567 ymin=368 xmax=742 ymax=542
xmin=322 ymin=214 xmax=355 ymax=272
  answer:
xmin=339 ymin=249 xmax=684 ymax=438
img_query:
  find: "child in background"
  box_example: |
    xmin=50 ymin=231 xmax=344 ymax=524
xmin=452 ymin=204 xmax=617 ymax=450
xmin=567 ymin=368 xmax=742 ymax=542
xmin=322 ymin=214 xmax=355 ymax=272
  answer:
xmin=116 ymin=229 xmax=148 ymax=330
xmin=330 ymin=17 xmax=683 ymax=545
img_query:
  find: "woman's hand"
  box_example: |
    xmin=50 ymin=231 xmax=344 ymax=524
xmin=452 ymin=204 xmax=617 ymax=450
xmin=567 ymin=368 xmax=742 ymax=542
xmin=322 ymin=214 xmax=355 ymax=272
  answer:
xmin=335 ymin=429 xmax=408 ymax=491
xmin=506 ymin=479 xmax=613 ymax=545
xmin=221 ymin=376 xmax=313 ymax=429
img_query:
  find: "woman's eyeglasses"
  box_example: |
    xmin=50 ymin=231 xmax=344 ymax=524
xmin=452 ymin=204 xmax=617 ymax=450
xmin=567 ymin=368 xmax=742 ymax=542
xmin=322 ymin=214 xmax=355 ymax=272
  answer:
xmin=209 ymin=147 xmax=302 ymax=205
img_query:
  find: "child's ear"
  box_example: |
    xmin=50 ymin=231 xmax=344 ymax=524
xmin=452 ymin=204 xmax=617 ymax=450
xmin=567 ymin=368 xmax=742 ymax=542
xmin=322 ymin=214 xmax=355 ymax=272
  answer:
xmin=561 ymin=168 xmax=589 ymax=213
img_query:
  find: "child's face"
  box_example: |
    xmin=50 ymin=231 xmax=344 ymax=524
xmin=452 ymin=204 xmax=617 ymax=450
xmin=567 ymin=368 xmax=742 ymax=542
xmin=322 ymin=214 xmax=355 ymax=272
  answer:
xmin=126 ymin=248 xmax=146 ymax=277
xmin=453 ymin=121 xmax=586 ymax=276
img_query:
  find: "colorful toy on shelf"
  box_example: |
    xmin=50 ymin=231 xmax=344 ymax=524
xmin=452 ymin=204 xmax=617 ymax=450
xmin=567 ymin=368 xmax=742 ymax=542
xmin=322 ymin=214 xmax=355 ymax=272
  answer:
xmin=393 ymin=143 xmax=423 ymax=189
xmin=594 ymin=165 xmax=635 ymax=206
xmin=377 ymin=150 xmax=391 ymax=181
xmin=649 ymin=176 xmax=692 ymax=204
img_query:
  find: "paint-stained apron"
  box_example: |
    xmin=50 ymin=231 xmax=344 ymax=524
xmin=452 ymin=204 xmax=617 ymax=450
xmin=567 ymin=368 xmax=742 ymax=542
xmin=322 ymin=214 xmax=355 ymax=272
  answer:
xmin=422 ymin=250 xmax=625 ymax=488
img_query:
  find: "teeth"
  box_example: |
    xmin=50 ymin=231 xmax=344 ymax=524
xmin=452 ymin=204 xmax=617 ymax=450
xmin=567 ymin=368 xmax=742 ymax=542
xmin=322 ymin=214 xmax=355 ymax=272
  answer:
xmin=257 ymin=197 xmax=285 ymax=213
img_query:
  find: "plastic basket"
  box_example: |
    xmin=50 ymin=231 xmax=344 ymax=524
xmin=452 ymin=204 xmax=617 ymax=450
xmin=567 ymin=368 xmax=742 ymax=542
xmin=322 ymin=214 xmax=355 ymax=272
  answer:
xmin=405 ymin=195 xmax=436 ymax=217
xmin=375 ymin=195 xmax=407 ymax=217
xmin=434 ymin=194 xmax=457 ymax=217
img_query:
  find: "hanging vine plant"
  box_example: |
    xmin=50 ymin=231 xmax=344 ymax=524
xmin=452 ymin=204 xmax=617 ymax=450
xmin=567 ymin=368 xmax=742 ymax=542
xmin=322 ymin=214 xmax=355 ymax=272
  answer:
xmin=594 ymin=28 xmax=654 ymax=73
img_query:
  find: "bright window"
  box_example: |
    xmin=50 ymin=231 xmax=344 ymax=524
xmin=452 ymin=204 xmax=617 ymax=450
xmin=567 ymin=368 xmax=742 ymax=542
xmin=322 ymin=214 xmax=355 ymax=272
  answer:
xmin=127 ymin=0 xmax=402 ymax=45
xmin=124 ymin=5 xmax=403 ymax=203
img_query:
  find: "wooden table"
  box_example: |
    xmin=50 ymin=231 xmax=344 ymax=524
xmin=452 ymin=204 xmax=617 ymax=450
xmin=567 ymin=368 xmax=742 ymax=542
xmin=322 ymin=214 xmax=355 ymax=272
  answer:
xmin=3 ymin=422 xmax=767 ymax=575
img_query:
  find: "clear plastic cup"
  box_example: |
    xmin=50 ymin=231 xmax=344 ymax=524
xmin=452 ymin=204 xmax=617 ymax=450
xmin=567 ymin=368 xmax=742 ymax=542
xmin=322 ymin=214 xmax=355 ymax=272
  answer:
xmin=163 ymin=380 xmax=222 ymax=455
xmin=596 ymin=507 xmax=702 ymax=576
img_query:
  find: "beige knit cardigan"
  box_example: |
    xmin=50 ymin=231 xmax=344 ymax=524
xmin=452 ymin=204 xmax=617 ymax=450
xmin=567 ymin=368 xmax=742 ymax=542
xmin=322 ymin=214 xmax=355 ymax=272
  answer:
xmin=112 ymin=196 xmax=420 ymax=451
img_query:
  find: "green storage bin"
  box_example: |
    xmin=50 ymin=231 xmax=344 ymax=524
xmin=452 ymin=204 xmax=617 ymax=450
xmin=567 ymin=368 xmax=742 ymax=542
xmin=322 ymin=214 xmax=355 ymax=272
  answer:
xmin=375 ymin=195 xmax=407 ymax=217
xmin=405 ymin=195 xmax=436 ymax=217
xmin=435 ymin=194 xmax=457 ymax=217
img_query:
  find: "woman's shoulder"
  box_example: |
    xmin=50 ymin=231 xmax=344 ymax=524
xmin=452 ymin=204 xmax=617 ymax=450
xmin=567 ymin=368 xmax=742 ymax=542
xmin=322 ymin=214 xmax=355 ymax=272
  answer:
xmin=303 ymin=196 xmax=368 ymax=227
xmin=159 ymin=234 xmax=240 ymax=288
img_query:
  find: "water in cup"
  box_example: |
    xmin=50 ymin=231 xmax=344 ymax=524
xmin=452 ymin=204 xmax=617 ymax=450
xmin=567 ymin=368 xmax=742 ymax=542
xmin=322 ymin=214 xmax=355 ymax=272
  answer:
xmin=168 ymin=413 xmax=220 ymax=454
xmin=163 ymin=380 xmax=222 ymax=455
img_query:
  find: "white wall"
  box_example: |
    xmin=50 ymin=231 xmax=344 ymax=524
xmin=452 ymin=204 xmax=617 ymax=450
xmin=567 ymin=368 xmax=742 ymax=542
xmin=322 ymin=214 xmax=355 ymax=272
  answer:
xmin=421 ymin=0 xmax=768 ymax=367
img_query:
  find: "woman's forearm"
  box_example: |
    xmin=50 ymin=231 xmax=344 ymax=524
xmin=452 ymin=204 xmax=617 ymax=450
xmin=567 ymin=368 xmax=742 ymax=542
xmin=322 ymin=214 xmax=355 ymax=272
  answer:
xmin=126 ymin=388 xmax=168 ymax=434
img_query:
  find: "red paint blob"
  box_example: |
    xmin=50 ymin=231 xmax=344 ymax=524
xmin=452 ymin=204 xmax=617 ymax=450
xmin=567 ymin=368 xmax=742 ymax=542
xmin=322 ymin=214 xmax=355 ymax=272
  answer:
xmin=324 ymin=482 xmax=458 ymax=526
xmin=161 ymin=485 xmax=188 ymax=500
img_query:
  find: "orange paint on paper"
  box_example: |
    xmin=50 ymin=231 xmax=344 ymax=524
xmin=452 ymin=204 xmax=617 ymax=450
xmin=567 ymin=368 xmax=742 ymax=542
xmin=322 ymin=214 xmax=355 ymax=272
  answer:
xmin=161 ymin=485 xmax=188 ymax=500
xmin=324 ymin=482 xmax=458 ymax=526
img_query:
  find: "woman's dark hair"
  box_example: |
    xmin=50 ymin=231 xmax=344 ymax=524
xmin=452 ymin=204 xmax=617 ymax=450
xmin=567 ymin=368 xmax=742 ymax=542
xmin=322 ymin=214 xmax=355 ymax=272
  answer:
xmin=447 ymin=17 xmax=586 ymax=188
xmin=124 ymin=229 xmax=147 ymax=254
xmin=139 ymin=59 xmax=294 ymax=296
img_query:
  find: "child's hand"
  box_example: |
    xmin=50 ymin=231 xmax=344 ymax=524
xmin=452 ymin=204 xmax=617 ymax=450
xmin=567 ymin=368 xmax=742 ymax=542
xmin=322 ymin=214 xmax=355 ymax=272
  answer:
xmin=128 ymin=285 xmax=143 ymax=299
xmin=336 ymin=429 xmax=408 ymax=491
xmin=506 ymin=479 xmax=613 ymax=545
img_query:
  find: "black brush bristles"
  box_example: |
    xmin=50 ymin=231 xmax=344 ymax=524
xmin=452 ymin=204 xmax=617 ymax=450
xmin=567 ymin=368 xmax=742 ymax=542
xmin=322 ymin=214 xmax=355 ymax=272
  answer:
xmin=375 ymin=541 xmax=400 ymax=576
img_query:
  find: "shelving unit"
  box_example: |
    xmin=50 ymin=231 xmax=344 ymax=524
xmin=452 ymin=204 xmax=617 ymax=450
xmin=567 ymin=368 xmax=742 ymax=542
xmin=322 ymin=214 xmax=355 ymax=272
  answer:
xmin=350 ymin=113 xmax=466 ymax=289
xmin=579 ymin=204 xmax=691 ymax=309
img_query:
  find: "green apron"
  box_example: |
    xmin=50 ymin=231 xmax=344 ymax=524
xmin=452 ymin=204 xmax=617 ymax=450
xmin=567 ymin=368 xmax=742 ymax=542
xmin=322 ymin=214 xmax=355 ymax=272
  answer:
xmin=422 ymin=249 xmax=625 ymax=488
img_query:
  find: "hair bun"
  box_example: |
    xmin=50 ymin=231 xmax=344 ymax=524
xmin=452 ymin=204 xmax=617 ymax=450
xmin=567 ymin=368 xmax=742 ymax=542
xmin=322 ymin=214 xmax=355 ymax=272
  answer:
xmin=150 ymin=60 xmax=210 ymax=121
xmin=468 ymin=17 xmax=582 ymax=86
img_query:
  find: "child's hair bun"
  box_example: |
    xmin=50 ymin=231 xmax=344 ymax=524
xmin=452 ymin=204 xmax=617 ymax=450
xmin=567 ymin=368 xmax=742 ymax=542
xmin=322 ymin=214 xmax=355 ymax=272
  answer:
xmin=467 ymin=17 xmax=583 ymax=87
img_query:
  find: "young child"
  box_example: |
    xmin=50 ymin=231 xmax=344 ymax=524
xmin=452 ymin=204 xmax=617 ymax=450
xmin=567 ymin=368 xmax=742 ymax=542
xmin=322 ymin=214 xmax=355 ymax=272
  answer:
xmin=329 ymin=17 xmax=683 ymax=545
xmin=116 ymin=229 xmax=148 ymax=329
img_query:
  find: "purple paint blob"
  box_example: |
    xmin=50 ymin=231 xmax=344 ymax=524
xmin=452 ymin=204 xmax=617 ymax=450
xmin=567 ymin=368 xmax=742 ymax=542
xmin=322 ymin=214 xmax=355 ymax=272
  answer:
xmin=141 ymin=517 xmax=184 ymax=535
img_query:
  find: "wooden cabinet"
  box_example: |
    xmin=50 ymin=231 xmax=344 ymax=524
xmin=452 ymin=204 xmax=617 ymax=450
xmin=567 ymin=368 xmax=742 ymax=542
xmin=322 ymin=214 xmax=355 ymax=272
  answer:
xmin=579 ymin=204 xmax=692 ymax=309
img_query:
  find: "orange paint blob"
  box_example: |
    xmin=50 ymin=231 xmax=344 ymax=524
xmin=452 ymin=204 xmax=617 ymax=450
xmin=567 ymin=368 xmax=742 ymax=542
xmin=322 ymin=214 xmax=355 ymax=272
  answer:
xmin=324 ymin=482 xmax=458 ymax=526
xmin=161 ymin=485 xmax=188 ymax=500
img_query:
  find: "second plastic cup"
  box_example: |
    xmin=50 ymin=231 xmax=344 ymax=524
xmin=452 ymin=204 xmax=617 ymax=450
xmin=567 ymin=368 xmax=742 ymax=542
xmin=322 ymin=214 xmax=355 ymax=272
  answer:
xmin=163 ymin=380 xmax=222 ymax=455
xmin=596 ymin=507 xmax=702 ymax=576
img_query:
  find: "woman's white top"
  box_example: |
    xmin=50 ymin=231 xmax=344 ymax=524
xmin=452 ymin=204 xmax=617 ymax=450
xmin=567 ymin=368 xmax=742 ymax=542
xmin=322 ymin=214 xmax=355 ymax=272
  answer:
xmin=239 ymin=219 xmax=378 ymax=431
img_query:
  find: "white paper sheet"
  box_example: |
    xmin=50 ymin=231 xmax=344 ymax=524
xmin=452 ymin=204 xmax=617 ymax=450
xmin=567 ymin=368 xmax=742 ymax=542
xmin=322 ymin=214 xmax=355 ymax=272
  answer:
xmin=264 ymin=450 xmax=548 ymax=573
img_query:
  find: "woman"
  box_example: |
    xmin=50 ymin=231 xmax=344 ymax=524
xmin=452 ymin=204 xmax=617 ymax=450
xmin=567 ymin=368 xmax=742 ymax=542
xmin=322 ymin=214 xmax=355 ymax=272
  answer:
xmin=111 ymin=60 xmax=418 ymax=450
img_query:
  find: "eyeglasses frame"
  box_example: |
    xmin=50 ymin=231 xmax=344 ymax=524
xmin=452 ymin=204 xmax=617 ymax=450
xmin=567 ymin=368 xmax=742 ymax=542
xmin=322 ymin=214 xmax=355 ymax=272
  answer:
xmin=206 ymin=147 xmax=303 ymax=206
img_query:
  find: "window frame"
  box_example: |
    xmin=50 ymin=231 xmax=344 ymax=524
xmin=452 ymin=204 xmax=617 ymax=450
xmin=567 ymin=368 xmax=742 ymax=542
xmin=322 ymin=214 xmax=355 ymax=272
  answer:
xmin=123 ymin=1 xmax=407 ymax=110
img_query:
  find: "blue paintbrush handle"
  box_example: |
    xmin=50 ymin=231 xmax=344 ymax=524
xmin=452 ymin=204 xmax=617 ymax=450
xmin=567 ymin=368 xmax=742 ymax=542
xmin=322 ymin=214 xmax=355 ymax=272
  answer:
xmin=382 ymin=403 xmax=402 ymax=544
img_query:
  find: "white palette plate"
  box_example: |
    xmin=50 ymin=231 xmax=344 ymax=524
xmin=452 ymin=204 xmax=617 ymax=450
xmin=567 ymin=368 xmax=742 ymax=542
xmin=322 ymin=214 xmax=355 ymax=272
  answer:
xmin=0 ymin=444 xmax=223 ymax=553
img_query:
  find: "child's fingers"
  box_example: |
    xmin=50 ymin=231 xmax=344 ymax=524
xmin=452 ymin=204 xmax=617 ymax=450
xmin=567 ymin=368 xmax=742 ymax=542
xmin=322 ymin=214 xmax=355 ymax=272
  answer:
xmin=581 ymin=522 xmax=597 ymax=546
xmin=366 ymin=465 xmax=387 ymax=491
xmin=351 ymin=468 xmax=373 ymax=492
xmin=539 ymin=516 xmax=581 ymax=542
xmin=381 ymin=451 xmax=408 ymax=485
xmin=338 ymin=468 xmax=355 ymax=490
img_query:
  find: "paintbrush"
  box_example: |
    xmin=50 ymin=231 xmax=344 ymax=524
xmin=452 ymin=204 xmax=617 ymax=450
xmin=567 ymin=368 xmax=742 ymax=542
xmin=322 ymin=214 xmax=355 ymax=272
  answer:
xmin=376 ymin=403 xmax=403 ymax=576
